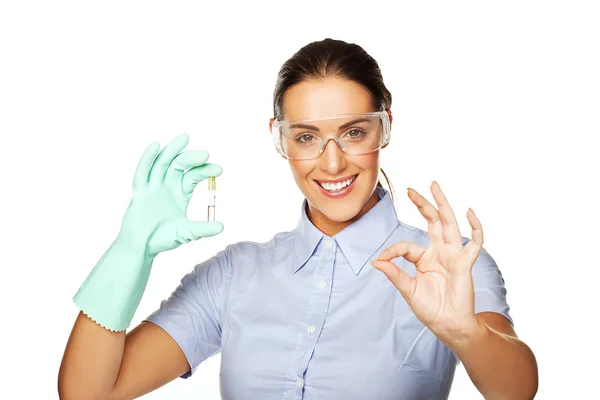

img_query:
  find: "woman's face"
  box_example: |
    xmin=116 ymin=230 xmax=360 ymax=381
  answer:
xmin=270 ymin=77 xmax=391 ymax=235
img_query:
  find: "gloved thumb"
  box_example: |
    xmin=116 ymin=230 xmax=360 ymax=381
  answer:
xmin=176 ymin=221 xmax=224 ymax=242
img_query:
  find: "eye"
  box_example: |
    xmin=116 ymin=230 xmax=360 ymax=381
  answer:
xmin=345 ymin=128 xmax=366 ymax=140
xmin=295 ymin=133 xmax=317 ymax=144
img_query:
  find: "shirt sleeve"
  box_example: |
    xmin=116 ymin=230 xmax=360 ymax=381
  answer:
xmin=465 ymin=239 xmax=514 ymax=327
xmin=143 ymin=247 xmax=232 ymax=379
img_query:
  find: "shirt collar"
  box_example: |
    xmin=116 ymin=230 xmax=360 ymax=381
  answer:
xmin=292 ymin=186 xmax=400 ymax=275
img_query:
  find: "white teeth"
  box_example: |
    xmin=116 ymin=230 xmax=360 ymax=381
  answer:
xmin=318 ymin=175 xmax=356 ymax=192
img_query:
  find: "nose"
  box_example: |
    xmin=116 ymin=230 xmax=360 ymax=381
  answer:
xmin=318 ymin=137 xmax=346 ymax=173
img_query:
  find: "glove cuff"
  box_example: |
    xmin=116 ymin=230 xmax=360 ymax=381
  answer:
xmin=73 ymin=238 xmax=155 ymax=332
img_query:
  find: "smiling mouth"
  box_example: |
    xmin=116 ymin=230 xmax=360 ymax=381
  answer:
xmin=314 ymin=174 xmax=358 ymax=193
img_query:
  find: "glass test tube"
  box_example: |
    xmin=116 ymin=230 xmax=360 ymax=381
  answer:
xmin=207 ymin=176 xmax=216 ymax=222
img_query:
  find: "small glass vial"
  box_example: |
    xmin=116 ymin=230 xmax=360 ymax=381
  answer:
xmin=207 ymin=176 xmax=216 ymax=222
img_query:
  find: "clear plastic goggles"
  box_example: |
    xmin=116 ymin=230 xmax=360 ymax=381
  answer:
xmin=272 ymin=111 xmax=391 ymax=160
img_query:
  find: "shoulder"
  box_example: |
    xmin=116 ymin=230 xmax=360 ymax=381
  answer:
xmin=187 ymin=230 xmax=295 ymax=294
xmin=219 ymin=229 xmax=295 ymax=266
xmin=390 ymin=219 xmax=433 ymax=246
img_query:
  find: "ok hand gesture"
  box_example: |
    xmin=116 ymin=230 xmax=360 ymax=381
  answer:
xmin=370 ymin=181 xmax=483 ymax=341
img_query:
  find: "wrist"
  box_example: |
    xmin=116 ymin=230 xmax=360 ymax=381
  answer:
xmin=436 ymin=315 xmax=488 ymax=352
xmin=113 ymin=233 xmax=155 ymax=260
xmin=73 ymin=236 xmax=156 ymax=332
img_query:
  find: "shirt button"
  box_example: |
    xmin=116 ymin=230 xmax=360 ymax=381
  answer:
xmin=318 ymin=281 xmax=327 ymax=290
xmin=307 ymin=325 xmax=316 ymax=335
xmin=324 ymin=239 xmax=332 ymax=249
xmin=296 ymin=378 xmax=304 ymax=388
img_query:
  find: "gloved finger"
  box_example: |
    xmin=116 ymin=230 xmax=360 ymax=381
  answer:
xmin=132 ymin=141 xmax=160 ymax=191
xmin=176 ymin=221 xmax=224 ymax=243
xmin=148 ymin=133 xmax=189 ymax=186
xmin=182 ymin=163 xmax=222 ymax=194
xmin=171 ymin=150 xmax=210 ymax=170
xmin=165 ymin=150 xmax=210 ymax=185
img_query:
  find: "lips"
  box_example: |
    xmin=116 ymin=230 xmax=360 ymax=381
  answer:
xmin=314 ymin=174 xmax=358 ymax=185
xmin=313 ymin=174 xmax=358 ymax=198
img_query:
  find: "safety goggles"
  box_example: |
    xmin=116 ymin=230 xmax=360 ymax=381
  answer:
xmin=272 ymin=111 xmax=391 ymax=160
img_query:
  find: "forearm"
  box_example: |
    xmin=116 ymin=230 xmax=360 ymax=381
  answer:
xmin=58 ymin=311 xmax=125 ymax=399
xmin=60 ymin=239 xmax=153 ymax=399
xmin=442 ymin=316 xmax=538 ymax=399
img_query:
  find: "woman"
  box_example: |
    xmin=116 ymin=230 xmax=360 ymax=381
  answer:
xmin=59 ymin=38 xmax=538 ymax=399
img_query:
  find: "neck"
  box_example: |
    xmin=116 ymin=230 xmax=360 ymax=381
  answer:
xmin=307 ymin=189 xmax=380 ymax=237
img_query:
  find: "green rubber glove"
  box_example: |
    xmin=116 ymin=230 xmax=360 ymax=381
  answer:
xmin=73 ymin=133 xmax=223 ymax=331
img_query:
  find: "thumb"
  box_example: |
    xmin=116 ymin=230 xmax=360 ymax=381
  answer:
xmin=370 ymin=259 xmax=416 ymax=300
xmin=176 ymin=221 xmax=224 ymax=243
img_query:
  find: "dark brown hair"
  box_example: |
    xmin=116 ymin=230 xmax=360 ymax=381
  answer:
xmin=272 ymin=38 xmax=396 ymax=205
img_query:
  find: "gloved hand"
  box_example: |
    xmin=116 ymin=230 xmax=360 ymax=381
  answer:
xmin=73 ymin=133 xmax=223 ymax=331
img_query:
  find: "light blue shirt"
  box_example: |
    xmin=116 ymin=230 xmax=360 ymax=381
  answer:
xmin=144 ymin=186 xmax=512 ymax=399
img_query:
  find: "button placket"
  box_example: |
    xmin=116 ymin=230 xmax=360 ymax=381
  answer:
xmin=284 ymin=237 xmax=336 ymax=399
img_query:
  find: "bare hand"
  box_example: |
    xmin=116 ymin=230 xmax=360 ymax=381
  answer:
xmin=370 ymin=181 xmax=483 ymax=341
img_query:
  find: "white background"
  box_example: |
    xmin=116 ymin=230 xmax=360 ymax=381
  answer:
xmin=1 ymin=1 xmax=598 ymax=398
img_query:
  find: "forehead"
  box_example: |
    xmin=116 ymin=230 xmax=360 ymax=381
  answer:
xmin=283 ymin=78 xmax=373 ymax=121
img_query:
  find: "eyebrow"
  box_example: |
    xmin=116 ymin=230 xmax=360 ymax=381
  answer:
xmin=288 ymin=117 xmax=370 ymax=131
